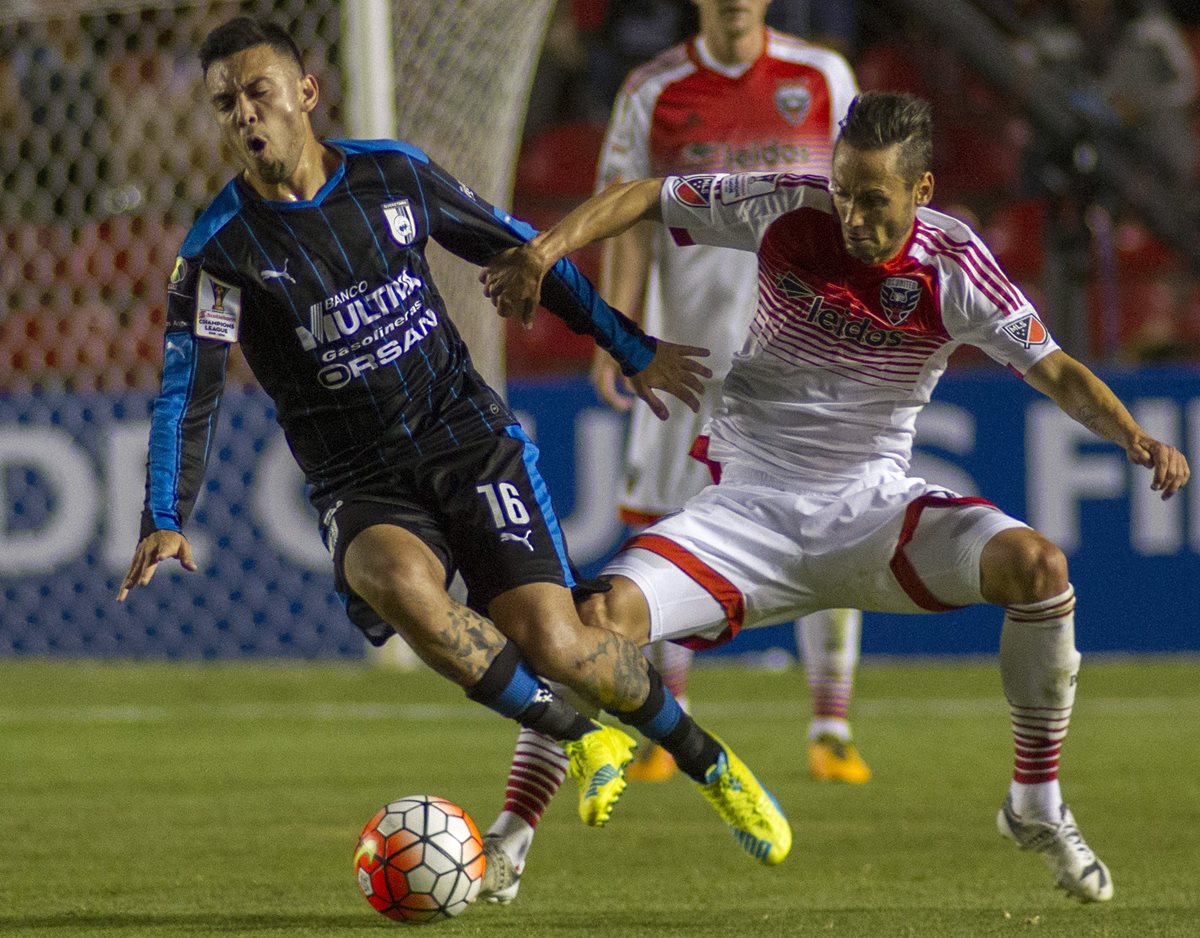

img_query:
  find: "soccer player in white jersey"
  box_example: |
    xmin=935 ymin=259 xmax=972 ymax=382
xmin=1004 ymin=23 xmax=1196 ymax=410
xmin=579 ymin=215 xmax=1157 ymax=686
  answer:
xmin=587 ymin=0 xmax=869 ymax=787
xmin=482 ymin=91 xmax=1190 ymax=903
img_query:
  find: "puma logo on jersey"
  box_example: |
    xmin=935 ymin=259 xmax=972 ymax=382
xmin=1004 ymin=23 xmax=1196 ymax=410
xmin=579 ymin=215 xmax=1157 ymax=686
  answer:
xmin=499 ymin=530 xmax=535 ymax=552
xmin=261 ymin=259 xmax=296 ymax=284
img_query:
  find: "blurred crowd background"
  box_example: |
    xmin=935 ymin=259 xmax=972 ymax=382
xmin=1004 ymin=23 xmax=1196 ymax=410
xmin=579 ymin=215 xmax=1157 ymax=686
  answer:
xmin=3 ymin=0 xmax=1200 ymax=394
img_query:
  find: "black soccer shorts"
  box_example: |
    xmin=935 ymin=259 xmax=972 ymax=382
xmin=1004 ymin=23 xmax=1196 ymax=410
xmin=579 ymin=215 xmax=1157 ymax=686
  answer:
xmin=315 ymin=425 xmax=577 ymax=644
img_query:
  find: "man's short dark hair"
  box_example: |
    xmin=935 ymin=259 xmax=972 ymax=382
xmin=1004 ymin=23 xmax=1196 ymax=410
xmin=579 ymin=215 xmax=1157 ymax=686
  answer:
xmin=199 ymin=17 xmax=305 ymax=77
xmin=837 ymin=91 xmax=933 ymax=185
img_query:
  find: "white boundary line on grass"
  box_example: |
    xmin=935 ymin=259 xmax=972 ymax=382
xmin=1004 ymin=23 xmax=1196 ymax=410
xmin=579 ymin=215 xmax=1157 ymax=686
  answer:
xmin=0 ymin=695 xmax=1196 ymax=725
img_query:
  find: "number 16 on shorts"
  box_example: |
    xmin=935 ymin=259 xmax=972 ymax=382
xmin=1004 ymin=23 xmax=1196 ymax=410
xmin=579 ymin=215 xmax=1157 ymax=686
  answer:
xmin=476 ymin=482 xmax=531 ymax=529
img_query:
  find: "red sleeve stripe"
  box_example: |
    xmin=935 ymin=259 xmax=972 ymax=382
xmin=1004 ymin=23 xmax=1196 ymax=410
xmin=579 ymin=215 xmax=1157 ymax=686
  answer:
xmin=916 ymin=219 xmax=1025 ymax=309
xmin=913 ymin=221 xmax=1025 ymax=316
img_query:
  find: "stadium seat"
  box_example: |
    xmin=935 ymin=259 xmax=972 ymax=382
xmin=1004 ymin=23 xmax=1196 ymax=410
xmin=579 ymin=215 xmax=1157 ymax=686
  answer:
xmin=516 ymin=121 xmax=609 ymax=198
xmin=508 ymin=123 xmax=610 ymax=376
xmin=982 ymin=199 xmax=1046 ymax=280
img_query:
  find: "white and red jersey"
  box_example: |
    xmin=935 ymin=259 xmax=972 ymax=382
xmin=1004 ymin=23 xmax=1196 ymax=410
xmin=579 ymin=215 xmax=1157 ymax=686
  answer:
xmin=660 ymin=171 xmax=1059 ymax=485
xmin=596 ymin=30 xmax=858 ymax=376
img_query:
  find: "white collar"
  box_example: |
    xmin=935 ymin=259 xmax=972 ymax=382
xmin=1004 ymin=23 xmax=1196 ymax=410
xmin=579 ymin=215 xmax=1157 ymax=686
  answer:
xmin=693 ymin=34 xmax=757 ymax=79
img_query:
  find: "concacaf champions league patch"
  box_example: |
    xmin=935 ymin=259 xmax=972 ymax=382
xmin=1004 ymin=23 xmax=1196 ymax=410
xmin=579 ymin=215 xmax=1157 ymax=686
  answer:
xmin=195 ymin=270 xmax=241 ymax=342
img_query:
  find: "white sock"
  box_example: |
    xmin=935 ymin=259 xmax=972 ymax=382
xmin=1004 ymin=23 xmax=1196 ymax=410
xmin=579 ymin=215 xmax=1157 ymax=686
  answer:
xmin=1000 ymin=586 xmax=1079 ymax=822
xmin=485 ymin=810 xmax=535 ymax=870
xmin=798 ymin=608 xmax=861 ymax=741
xmin=486 ymin=727 xmax=568 ymax=869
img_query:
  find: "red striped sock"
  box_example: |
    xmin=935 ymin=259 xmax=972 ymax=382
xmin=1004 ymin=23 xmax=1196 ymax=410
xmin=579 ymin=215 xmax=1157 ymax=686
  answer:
xmin=498 ymin=727 xmax=567 ymax=830
xmin=1001 ymin=587 xmax=1078 ymax=817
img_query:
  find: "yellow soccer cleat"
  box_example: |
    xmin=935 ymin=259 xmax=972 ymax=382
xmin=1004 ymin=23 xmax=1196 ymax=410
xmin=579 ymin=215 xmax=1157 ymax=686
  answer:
xmin=627 ymin=742 xmax=677 ymax=783
xmin=560 ymin=722 xmax=637 ymax=827
xmin=808 ymin=734 xmax=872 ymax=784
xmin=698 ymin=738 xmax=793 ymax=865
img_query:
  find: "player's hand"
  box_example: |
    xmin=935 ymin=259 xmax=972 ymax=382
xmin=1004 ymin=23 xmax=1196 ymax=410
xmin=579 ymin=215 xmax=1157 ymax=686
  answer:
xmin=116 ymin=530 xmax=197 ymax=601
xmin=590 ymin=347 xmax=637 ymax=412
xmin=628 ymin=340 xmax=711 ymax=420
xmin=480 ymin=244 xmax=549 ymax=329
xmin=1126 ymin=434 xmax=1190 ymax=500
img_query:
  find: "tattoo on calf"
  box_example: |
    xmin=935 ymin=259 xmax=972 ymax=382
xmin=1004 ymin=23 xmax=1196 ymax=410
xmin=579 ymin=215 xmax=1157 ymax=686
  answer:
xmin=576 ymin=630 xmax=650 ymax=709
xmin=434 ymin=604 xmax=509 ymax=684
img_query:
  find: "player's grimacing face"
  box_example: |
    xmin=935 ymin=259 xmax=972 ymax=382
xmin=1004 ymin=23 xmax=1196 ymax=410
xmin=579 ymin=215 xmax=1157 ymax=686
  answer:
xmin=830 ymin=142 xmax=933 ymax=266
xmin=205 ymin=44 xmax=318 ymax=186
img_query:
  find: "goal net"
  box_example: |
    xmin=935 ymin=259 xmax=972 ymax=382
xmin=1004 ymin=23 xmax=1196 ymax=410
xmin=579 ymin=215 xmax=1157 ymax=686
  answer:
xmin=0 ymin=0 xmax=552 ymax=658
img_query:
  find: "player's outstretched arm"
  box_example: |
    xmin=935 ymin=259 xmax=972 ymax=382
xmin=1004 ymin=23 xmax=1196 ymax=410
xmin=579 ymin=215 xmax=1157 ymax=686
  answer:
xmin=116 ymin=530 xmax=197 ymax=601
xmin=480 ymin=178 xmax=665 ymax=327
xmin=1025 ymin=350 xmax=1190 ymax=499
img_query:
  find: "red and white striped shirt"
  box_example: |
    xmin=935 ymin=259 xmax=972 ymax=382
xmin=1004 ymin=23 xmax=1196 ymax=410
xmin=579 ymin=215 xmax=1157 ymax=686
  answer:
xmin=660 ymin=171 xmax=1058 ymax=484
xmin=596 ymin=30 xmax=858 ymax=377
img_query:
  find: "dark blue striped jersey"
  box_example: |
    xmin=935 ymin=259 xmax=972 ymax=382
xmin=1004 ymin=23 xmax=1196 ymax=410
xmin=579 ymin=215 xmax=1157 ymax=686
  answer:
xmin=141 ymin=139 xmax=655 ymax=537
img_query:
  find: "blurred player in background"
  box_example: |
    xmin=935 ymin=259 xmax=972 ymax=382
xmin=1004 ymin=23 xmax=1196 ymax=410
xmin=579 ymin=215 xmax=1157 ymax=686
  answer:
xmin=483 ymin=91 xmax=1191 ymax=903
xmin=116 ymin=15 xmax=792 ymax=876
xmin=477 ymin=0 xmax=860 ymax=901
xmin=589 ymin=0 xmax=867 ymax=786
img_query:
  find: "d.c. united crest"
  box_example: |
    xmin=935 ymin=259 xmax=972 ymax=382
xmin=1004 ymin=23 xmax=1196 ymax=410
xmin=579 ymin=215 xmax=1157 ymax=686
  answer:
xmin=774 ymin=82 xmax=812 ymax=126
xmin=879 ymin=276 xmax=921 ymax=325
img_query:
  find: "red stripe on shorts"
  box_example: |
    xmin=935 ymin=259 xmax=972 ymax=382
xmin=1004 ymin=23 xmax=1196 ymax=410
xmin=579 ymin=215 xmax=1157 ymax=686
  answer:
xmin=622 ymin=532 xmax=744 ymax=650
xmin=889 ymin=493 xmax=997 ymax=612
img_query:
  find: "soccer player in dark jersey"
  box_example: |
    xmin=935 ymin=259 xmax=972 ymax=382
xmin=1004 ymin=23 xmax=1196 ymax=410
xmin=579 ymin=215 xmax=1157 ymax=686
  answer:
xmin=115 ymin=15 xmax=793 ymax=880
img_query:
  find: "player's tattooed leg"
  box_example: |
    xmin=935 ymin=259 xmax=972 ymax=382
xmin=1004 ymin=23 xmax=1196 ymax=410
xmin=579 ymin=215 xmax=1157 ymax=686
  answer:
xmin=572 ymin=628 xmax=653 ymax=712
xmin=393 ymin=601 xmax=510 ymax=686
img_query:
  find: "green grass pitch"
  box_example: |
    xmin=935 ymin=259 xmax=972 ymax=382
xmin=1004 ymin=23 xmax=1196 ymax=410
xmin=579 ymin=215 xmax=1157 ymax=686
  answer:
xmin=1 ymin=656 xmax=1197 ymax=937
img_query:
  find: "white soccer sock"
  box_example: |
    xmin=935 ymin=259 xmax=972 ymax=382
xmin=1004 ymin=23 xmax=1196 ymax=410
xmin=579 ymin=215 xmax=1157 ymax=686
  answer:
xmin=486 ymin=727 xmax=568 ymax=870
xmin=798 ymin=607 xmax=861 ymax=741
xmin=1000 ymin=586 xmax=1079 ymax=821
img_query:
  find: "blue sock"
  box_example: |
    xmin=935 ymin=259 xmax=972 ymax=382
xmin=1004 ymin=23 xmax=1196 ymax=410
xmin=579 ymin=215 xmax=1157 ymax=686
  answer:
xmin=466 ymin=641 xmax=593 ymax=740
xmin=607 ymin=665 xmax=720 ymax=781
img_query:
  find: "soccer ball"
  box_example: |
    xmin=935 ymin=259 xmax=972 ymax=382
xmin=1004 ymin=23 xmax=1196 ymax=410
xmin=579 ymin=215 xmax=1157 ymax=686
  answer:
xmin=353 ymin=795 xmax=486 ymax=924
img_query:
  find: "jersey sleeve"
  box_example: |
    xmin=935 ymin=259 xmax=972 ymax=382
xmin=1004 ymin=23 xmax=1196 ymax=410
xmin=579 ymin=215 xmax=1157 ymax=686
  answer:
xmin=418 ymin=156 xmax=657 ymax=375
xmin=933 ymin=225 xmax=1060 ymax=376
xmin=660 ymin=172 xmax=832 ymax=252
xmin=824 ymin=50 xmax=859 ymax=130
xmin=594 ymin=75 xmax=654 ymax=192
xmin=139 ymin=256 xmax=232 ymax=538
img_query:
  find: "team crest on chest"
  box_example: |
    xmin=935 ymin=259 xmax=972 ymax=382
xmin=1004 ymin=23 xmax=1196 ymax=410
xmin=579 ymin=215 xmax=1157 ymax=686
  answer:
xmin=382 ymin=198 xmax=417 ymax=246
xmin=1002 ymin=312 xmax=1049 ymax=349
xmin=879 ymin=276 xmax=922 ymax=325
xmin=774 ymin=82 xmax=812 ymax=126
